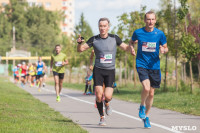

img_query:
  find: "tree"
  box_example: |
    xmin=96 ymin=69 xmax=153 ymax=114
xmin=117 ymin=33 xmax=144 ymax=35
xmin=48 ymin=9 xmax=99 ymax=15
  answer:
xmin=115 ymin=6 xmax=146 ymax=86
xmin=74 ymin=13 xmax=93 ymax=66
xmin=180 ymin=33 xmax=200 ymax=93
xmin=0 ymin=0 xmax=62 ymax=56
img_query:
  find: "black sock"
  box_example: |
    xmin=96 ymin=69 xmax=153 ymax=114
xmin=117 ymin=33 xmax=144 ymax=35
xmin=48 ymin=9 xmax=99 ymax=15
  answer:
xmin=105 ymin=100 xmax=109 ymax=103
xmin=84 ymin=85 xmax=88 ymax=93
xmin=96 ymin=101 xmax=104 ymax=116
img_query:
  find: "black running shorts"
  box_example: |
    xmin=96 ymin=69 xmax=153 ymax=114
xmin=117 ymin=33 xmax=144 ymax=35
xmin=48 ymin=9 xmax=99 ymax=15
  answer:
xmin=93 ymin=66 xmax=115 ymax=88
xmin=53 ymin=71 xmax=64 ymax=79
xmin=36 ymin=74 xmax=44 ymax=80
xmin=137 ymin=67 xmax=161 ymax=88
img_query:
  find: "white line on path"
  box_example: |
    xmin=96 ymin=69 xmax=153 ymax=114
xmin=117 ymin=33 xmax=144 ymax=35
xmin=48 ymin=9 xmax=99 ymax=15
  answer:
xmin=42 ymin=88 xmax=183 ymax=133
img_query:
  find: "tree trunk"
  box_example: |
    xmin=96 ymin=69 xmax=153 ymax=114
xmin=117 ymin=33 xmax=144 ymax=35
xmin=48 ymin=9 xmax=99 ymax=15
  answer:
xmin=181 ymin=62 xmax=184 ymax=81
xmin=198 ymin=59 xmax=200 ymax=87
xmin=175 ymin=51 xmax=178 ymax=91
xmin=119 ymin=60 xmax=122 ymax=85
xmin=133 ymin=56 xmax=136 ymax=88
xmin=68 ymin=66 xmax=72 ymax=83
xmin=124 ymin=54 xmax=127 ymax=85
xmin=164 ymin=53 xmax=168 ymax=91
xmin=183 ymin=62 xmax=186 ymax=82
xmin=189 ymin=61 xmax=194 ymax=93
xmin=78 ymin=66 xmax=81 ymax=83
xmin=173 ymin=0 xmax=178 ymax=91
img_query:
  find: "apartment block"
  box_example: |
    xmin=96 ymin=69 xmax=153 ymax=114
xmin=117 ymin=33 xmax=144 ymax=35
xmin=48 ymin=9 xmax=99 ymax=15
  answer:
xmin=0 ymin=0 xmax=74 ymax=36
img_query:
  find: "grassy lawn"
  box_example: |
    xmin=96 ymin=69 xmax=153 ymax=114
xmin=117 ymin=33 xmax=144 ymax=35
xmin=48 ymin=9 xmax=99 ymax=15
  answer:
xmin=48 ymin=81 xmax=200 ymax=116
xmin=0 ymin=78 xmax=87 ymax=133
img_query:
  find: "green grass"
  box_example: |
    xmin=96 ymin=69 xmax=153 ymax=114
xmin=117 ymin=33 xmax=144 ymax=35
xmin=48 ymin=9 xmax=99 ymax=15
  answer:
xmin=48 ymin=81 xmax=200 ymax=116
xmin=0 ymin=78 xmax=87 ymax=133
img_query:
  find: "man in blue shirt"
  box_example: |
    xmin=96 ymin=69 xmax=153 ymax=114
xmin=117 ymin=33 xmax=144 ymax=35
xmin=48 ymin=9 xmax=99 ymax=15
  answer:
xmin=129 ymin=11 xmax=168 ymax=128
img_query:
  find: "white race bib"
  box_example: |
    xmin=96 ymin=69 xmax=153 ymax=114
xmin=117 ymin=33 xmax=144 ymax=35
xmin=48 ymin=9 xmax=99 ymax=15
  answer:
xmin=100 ymin=54 xmax=112 ymax=64
xmin=142 ymin=42 xmax=156 ymax=52
xmin=38 ymin=68 xmax=43 ymax=71
xmin=55 ymin=61 xmax=62 ymax=67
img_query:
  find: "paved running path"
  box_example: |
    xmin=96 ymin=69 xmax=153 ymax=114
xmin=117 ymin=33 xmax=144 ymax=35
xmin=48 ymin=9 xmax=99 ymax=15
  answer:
xmin=18 ymin=83 xmax=199 ymax=133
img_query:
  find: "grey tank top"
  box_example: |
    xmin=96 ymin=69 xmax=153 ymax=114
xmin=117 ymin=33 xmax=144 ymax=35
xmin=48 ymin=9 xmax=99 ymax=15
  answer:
xmin=86 ymin=34 xmax=122 ymax=70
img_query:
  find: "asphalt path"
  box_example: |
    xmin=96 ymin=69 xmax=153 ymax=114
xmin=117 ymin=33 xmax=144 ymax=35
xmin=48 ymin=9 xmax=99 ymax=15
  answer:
xmin=18 ymin=83 xmax=200 ymax=133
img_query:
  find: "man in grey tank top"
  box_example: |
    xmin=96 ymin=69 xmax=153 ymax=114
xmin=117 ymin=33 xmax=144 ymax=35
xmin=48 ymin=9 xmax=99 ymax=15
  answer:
xmin=77 ymin=18 xmax=135 ymax=126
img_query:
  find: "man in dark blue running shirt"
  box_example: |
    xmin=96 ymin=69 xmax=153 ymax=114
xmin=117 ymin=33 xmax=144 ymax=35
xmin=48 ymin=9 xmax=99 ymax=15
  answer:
xmin=129 ymin=11 xmax=168 ymax=128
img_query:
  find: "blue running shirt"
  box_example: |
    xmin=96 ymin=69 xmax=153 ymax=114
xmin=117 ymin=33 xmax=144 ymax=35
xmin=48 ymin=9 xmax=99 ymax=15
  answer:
xmin=37 ymin=61 xmax=44 ymax=75
xmin=132 ymin=27 xmax=167 ymax=70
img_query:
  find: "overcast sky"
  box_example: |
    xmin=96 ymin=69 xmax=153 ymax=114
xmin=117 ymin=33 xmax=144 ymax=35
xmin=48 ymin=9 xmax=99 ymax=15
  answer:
xmin=74 ymin=0 xmax=161 ymax=35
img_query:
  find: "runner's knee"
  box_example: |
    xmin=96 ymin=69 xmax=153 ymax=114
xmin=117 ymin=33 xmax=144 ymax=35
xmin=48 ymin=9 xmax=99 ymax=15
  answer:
xmin=96 ymin=96 xmax=102 ymax=102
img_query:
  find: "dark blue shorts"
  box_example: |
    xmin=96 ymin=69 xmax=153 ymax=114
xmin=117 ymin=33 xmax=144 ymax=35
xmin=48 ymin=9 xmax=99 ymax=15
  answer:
xmin=137 ymin=67 xmax=161 ymax=88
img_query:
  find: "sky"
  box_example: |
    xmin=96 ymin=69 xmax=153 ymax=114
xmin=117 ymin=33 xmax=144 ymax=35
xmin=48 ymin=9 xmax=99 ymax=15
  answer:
xmin=74 ymin=0 xmax=161 ymax=35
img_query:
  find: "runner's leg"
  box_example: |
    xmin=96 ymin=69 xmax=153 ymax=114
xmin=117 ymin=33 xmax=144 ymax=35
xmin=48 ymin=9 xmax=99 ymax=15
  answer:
xmin=96 ymin=86 xmax=104 ymax=117
xmin=54 ymin=75 xmax=59 ymax=97
xmin=145 ymin=87 xmax=155 ymax=116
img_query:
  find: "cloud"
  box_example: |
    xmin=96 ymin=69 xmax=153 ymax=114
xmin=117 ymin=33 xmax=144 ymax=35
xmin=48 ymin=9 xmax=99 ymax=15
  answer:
xmin=75 ymin=1 xmax=91 ymax=9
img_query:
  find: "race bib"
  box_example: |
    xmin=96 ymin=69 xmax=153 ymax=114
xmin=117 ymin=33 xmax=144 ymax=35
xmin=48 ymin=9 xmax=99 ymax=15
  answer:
xmin=100 ymin=54 xmax=112 ymax=63
xmin=55 ymin=61 xmax=62 ymax=67
xmin=142 ymin=42 xmax=156 ymax=52
xmin=38 ymin=68 xmax=43 ymax=72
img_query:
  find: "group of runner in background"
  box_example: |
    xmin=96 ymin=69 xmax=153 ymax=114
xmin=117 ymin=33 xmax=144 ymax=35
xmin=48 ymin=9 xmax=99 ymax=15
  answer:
xmin=13 ymin=57 xmax=47 ymax=92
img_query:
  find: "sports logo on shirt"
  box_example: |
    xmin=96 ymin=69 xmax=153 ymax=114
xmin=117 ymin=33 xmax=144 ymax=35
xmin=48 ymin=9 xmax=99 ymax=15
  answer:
xmin=142 ymin=42 xmax=156 ymax=52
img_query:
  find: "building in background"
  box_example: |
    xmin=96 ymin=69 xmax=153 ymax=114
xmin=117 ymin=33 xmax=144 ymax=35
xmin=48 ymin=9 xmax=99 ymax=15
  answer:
xmin=0 ymin=0 xmax=75 ymax=36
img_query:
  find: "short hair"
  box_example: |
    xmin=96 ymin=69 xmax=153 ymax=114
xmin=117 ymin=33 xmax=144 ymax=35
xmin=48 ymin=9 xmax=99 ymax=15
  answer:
xmin=144 ymin=11 xmax=156 ymax=20
xmin=98 ymin=17 xmax=110 ymax=25
xmin=55 ymin=44 xmax=61 ymax=48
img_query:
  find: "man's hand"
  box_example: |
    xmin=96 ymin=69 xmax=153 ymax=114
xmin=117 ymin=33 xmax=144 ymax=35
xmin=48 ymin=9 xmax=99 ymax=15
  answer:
xmin=89 ymin=65 xmax=93 ymax=70
xmin=159 ymin=45 xmax=165 ymax=54
xmin=62 ymin=60 xmax=68 ymax=66
xmin=77 ymin=35 xmax=85 ymax=44
xmin=130 ymin=45 xmax=136 ymax=56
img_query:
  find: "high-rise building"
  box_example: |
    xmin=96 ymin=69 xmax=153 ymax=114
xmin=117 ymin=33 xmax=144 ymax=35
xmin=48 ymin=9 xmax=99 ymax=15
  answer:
xmin=0 ymin=0 xmax=74 ymax=36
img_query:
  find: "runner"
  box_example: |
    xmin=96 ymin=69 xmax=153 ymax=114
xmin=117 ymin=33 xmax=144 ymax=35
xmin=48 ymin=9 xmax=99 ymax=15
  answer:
xmin=77 ymin=17 xmax=134 ymax=126
xmin=42 ymin=65 xmax=47 ymax=87
xmin=26 ymin=63 xmax=30 ymax=84
xmin=50 ymin=44 xmax=68 ymax=102
xmin=84 ymin=70 xmax=93 ymax=95
xmin=129 ymin=11 xmax=168 ymax=128
xmin=36 ymin=57 xmax=46 ymax=92
xmin=21 ymin=62 xmax=27 ymax=87
xmin=28 ymin=63 xmax=36 ymax=87
xmin=13 ymin=66 xmax=18 ymax=84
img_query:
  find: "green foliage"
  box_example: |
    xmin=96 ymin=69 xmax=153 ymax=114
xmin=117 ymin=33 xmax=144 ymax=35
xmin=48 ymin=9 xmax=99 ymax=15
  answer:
xmin=0 ymin=0 xmax=62 ymax=56
xmin=177 ymin=0 xmax=189 ymax=20
xmin=180 ymin=33 xmax=200 ymax=61
xmin=73 ymin=13 xmax=94 ymax=67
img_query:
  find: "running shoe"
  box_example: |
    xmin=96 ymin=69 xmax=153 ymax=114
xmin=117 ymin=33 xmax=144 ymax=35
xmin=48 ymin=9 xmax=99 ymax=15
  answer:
xmin=99 ymin=116 xmax=106 ymax=126
xmin=43 ymin=83 xmax=45 ymax=87
xmin=56 ymin=96 xmax=61 ymax=102
xmin=21 ymin=82 xmax=24 ymax=87
xmin=105 ymin=102 xmax=112 ymax=116
xmin=143 ymin=117 xmax=151 ymax=128
xmin=139 ymin=105 xmax=146 ymax=119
